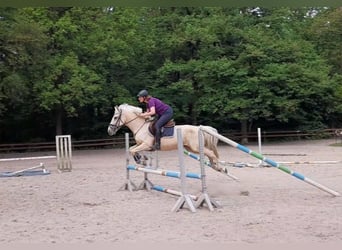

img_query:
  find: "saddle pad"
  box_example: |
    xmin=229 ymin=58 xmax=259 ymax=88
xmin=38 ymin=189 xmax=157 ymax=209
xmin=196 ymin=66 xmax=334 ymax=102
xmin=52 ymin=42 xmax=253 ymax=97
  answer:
xmin=161 ymin=127 xmax=174 ymax=137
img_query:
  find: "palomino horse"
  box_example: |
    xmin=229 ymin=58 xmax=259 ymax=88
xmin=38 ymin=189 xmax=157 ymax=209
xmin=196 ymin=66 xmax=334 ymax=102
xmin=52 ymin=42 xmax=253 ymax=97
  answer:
xmin=107 ymin=103 xmax=222 ymax=171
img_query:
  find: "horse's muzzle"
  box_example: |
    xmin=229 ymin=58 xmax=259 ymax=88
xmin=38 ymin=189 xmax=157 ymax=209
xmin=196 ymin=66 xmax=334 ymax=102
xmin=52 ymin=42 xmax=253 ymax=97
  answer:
xmin=107 ymin=124 xmax=118 ymax=136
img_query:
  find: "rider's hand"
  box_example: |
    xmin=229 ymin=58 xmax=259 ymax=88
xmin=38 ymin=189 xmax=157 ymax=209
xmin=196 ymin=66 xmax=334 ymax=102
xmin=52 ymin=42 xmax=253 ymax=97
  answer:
xmin=139 ymin=113 xmax=150 ymax=119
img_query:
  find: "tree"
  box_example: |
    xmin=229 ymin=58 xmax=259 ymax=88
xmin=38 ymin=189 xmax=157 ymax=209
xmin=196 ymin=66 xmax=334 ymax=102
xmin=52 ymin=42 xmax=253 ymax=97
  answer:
xmin=0 ymin=8 xmax=49 ymax=142
xmin=308 ymin=7 xmax=342 ymax=75
xmin=203 ymin=8 xmax=338 ymax=138
xmin=155 ymin=7 xmax=339 ymax=142
xmin=306 ymin=7 xmax=342 ymax=127
xmin=1 ymin=7 xmax=341 ymax=143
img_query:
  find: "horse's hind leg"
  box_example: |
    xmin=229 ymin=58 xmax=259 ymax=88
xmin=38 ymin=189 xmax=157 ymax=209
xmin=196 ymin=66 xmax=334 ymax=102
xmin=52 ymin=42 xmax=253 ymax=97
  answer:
xmin=203 ymin=148 xmax=225 ymax=172
xmin=186 ymin=145 xmax=220 ymax=170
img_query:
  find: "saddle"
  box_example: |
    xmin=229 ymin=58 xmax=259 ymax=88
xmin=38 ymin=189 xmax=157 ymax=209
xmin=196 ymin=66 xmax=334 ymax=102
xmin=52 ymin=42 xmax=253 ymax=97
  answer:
xmin=148 ymin=119 xmax=176 ymax=136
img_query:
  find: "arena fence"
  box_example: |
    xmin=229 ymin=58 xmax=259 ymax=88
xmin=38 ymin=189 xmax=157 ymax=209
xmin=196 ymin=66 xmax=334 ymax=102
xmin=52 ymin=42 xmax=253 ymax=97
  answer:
xmin=0 ymin=128 xmax=340 ymax=153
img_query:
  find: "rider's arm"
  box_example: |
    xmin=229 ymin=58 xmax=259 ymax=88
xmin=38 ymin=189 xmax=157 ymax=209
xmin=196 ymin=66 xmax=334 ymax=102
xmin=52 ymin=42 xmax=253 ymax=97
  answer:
xmin=140 ymin=106 xmax=156 ymax=117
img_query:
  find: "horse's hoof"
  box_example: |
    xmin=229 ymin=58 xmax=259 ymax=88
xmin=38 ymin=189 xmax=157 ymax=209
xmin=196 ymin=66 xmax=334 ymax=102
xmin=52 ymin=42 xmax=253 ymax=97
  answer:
xmin=133 ymin=153 xmax=141 ymax=163
xmin=219 ymin=168 xmax=225 ymax=173
xmin=215 ymin=166 xmax=227 ymax=174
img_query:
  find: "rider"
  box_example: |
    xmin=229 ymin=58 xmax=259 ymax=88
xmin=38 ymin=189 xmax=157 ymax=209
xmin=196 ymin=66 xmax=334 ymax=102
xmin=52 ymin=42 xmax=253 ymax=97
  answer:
xmin=137 ymin=89 xmax=173 ymax=150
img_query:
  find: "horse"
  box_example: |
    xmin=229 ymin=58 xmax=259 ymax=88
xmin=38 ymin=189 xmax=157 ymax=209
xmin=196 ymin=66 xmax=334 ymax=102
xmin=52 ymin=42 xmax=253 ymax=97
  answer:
xmin=107 ymin=103 xmax=223 ymax=172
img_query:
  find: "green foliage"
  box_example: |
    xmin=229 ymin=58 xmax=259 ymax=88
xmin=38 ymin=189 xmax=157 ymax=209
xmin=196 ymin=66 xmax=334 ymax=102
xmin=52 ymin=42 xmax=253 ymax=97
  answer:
xmin=307 ymin=8 xmax=342 ymax=75
xmin=0 ymin=6 xmax=342 ymax=143
xmin=34 ymin=53 xmax=102 ymax=116
xmin=0 ymin=8 xmax=47 ymax=116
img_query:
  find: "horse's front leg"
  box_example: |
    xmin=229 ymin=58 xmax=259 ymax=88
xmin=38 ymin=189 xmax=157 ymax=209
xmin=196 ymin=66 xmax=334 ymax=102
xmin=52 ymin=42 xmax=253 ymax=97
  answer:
xmin=129 ymin=145 xmax=144 ymax=165
xmin=130 ymin=143 xmax=152 ymax=166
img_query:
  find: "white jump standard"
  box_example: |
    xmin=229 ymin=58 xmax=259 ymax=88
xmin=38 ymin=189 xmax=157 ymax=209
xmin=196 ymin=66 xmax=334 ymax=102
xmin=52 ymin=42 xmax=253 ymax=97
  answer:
xmin=55 ymin=135 xmax=72 ymax=172
xmin=195 ymin=128 xmax=221 ymax=211
xmin=172 ymin=129 xmax=197 ymax=212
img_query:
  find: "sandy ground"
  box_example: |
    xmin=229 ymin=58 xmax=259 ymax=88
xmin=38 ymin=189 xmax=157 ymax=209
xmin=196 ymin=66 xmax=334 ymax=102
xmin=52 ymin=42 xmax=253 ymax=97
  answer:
xmin=0 ymin=138 xmax=342 ymax=244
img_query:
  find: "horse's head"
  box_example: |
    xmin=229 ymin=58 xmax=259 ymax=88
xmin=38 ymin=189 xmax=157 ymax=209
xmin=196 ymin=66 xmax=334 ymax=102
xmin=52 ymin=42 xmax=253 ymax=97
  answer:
xmin=107 ymin=105 xmax=123 ymax=136
xmin=107 ymin=104 xmax=143 ymax=136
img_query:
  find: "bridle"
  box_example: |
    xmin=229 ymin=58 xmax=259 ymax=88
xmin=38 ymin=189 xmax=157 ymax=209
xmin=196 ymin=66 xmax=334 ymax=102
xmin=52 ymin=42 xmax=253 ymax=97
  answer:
xmin=109 ymin=107 xmax=146 ymax=135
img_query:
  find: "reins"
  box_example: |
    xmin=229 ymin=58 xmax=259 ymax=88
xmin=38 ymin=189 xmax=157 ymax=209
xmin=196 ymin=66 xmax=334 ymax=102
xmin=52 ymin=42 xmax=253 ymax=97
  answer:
xmin=110 ymin=108 xmax=147 ymax=137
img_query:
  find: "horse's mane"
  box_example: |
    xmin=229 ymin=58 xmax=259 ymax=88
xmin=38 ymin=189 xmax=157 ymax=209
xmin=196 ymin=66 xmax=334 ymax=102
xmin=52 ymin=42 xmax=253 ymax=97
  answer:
xmin=119 ymin=103 xmax=142 ymax=113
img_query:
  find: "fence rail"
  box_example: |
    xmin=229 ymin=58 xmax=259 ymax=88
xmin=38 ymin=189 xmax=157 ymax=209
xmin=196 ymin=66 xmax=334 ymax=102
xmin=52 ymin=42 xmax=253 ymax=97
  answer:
xmin=0 ymin=128 xmax=340 ymax=153
xmin=225 ymin=128 xmax=339 ymax=141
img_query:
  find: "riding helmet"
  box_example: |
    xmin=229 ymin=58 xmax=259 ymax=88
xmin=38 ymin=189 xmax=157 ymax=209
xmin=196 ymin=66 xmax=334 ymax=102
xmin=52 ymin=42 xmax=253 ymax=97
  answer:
xmin=137 ymin=89 xmax=148 ymax=97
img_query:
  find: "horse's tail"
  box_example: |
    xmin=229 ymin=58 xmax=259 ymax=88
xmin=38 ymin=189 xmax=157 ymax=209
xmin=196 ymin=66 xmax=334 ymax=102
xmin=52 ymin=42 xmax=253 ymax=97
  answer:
xmin=202 ymin=126 xmax=220 ymax=158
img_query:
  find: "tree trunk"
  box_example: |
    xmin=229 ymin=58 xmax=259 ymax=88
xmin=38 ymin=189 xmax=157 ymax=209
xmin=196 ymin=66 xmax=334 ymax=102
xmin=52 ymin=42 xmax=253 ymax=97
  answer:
xmin=241 ymin=119 xmax=248 ymax=144
xmin=56 ymin=104 xmax=63 ymax=135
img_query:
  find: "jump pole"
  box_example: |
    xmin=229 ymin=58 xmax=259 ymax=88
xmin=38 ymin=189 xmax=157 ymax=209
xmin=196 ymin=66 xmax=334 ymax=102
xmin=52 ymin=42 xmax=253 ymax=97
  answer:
xmin=127 ymin=165 xmax=201 ymax=179
xmin=278 ymin=161 xmax=340 ymax=165
xmin=0 ymin=162 xmax=50 ymax=177
xmin=0 ymin=156 xmax=56 ymax=162
xmin=183 ymin=149 xmax=239 ymax=181
xmin=125 ymin=165 xmax=201 ymax=211
xmin=184 ymin=150 xmax=260 ymax=169
xmin=200 ymin=126 xmax=340 ymax=197
xmin=0 ymin=156 xmax=52 ymax=177
xmin=119 ymin=132 xmax=176 ymax=192
xmin=152 ymin=185 xmax=198 ymax=201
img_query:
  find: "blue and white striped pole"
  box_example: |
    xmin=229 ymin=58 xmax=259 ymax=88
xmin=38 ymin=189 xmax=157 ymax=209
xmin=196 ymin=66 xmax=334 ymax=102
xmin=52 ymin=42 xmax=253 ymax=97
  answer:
xmin=152 ymin=185 xmax=198 ymax=200
xmin=200 ymin=126 xmax=340 ymax=197
xmin=183 ymin=149 xmax=239 ymax=181
xmin=127 ymin=165 xmax=201 ymax=179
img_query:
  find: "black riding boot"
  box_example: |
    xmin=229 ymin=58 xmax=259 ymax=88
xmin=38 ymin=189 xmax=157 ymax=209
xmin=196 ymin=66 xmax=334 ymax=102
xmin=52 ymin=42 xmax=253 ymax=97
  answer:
xmin=154 ymin=130 xmax=161 ymax=150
